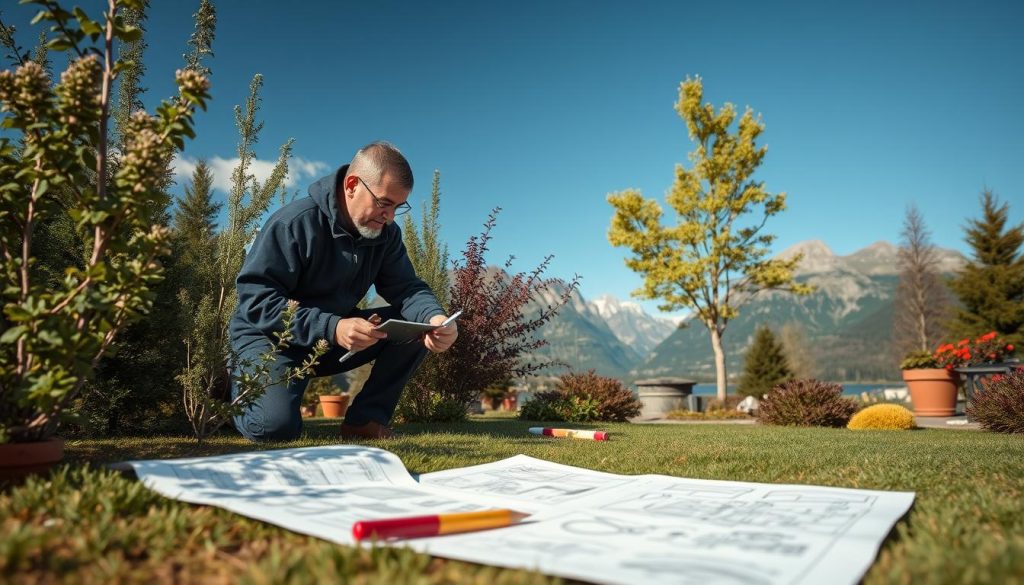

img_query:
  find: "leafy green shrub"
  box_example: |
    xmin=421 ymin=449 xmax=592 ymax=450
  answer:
xmin=966 ymin=370 xmax=1024 ymax=434
xmin=899 ymin=350 xmax=938 ymax=370
xmin=518 ymin=391 xmax=602 ymax=422
xmin=758 ymin=379 xmax=858 ymax=427
xmin=393 ymin=392 xmax=467 ymax=424
xmin=556 ymin=371 xmax=641 ymax=422
xmin=518 ymin=390 xmax=571 ymax=422
xmin=847 ymin=404 xmax=917 ymax=430
xmin=0 ymin=2 xmax=209 ymax=444
xmin=519 ymin=371 xmax=641 ymax=422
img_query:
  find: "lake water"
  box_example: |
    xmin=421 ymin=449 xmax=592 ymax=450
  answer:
xmin=690 ymin=383 xmax=904 ymax=396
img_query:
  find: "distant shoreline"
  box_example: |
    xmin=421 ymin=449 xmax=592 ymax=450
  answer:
xmin=690 ymin=382 xmax=904 ymax=396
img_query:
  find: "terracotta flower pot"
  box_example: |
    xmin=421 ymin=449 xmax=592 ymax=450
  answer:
xmin=903 ymin=368 xmax=959 ymax=416
xmin=0 ymin=437 xmax=65 ymax=481
xmin=319 ymin=394 xmax=350 ymax=418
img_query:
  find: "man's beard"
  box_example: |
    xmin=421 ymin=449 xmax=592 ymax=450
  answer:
xmin=355 ymin=223 xmax=382 ymax=239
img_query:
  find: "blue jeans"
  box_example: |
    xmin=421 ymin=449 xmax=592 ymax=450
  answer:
xmin=231 ymin=306 xmax=428 ymax=441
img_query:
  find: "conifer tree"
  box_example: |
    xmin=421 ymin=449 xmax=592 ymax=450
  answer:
xmin=947 ymin=190 xmax=1024 ymax=346
xmin=737 ymin=326 xmax=792 ymax=398
xmin=81 ymin=0 xmax=216 ymax=435
xmin=402 ymin=169 xmax=450 ymax=307
xmin=177 ymin=75 xmax=326 ymax=442
xmin=173 ymin=159 xmax=219 ymax=291
xmin=397 ymin=169 xmax=450 ymax=419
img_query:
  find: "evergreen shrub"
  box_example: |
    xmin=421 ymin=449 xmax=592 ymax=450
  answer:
xmin=966 ymin=370 xmax=1024 ymax=434
xmin=738 ymin=326 xmax=793 ymax=397
xmin=847 ymin=404 xmax=917 ymax=430
xmin=758 ymin=379 xmax=858 ymax=427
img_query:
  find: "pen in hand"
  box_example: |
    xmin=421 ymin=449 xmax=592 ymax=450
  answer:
xmin=338 ymin=313 xmax=381 ymax=364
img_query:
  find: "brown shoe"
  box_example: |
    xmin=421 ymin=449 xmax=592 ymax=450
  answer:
xmin=340 ymin=421 xmax=396 ymax=440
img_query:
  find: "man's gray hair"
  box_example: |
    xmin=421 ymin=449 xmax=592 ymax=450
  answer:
xmin=349 ymin=141 xmax=414 ymax=191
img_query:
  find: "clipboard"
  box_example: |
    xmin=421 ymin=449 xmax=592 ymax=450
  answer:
xmin=373 ymin=309 xmax=463 ymax=343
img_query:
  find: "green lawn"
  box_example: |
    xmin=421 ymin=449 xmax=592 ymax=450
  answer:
xmin=3 ymin=416 xmax=1023 ymax=584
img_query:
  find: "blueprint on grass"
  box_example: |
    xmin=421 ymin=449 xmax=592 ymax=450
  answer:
xmin=127 ymin=446 xmax=915 ymax=585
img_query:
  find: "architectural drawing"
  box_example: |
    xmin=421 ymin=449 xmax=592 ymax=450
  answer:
xmin=423 ymin=462 xmax=632 ymax=508
xmin=129 ymin=448 xmax=915 ymax=585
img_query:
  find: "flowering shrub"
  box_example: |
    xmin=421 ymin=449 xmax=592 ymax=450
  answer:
xmin=966 ymin=369 xmax=1024 ymax=434
xmin=758 ymin=379 xmax=858 ymax=427
xmin=847 ymin=404 xmax=917 ymax=430
xmin=934 ymin=332 xmax=1015 ymax=370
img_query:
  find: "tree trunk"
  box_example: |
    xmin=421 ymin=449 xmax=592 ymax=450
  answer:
xmin=709 ymin=326 xmax=727 ymax=401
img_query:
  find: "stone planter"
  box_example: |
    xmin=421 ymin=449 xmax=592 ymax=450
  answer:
xmin=635 ymin=378 xmax=696 ymax=418
xmin=903 ymin=368 xmax=958 ymax=417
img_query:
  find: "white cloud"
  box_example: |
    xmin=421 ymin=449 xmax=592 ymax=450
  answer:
xmin=171 ymin=154 xmax=331 ymax=194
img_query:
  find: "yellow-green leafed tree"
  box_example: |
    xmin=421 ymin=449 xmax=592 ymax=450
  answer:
xmin=608 ymin=77 xmax=813 ymax=401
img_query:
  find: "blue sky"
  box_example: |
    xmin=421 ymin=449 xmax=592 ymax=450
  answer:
xmin=5 ymin=0 xmax=1023 ymax=319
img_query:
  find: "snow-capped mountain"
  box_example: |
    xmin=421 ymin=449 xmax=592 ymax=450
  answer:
xmin=589 ymin=295 xmax=678 ymax=356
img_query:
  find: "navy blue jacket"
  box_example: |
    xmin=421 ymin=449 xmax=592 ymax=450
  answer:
xmin=229 ymin=165 xmax=444 ymax=351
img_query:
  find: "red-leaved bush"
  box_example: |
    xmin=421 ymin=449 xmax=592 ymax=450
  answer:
xmin=401 ymin=209 xmax=579 ymax=421
xmin=966 ymin=369 xmax=1024 ymax=434
xmin=758 ymin=379 xmax=858 ymax=427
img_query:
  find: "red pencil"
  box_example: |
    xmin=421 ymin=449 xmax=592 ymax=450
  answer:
xmin=352 ymin=509 xmax=528 ymax=541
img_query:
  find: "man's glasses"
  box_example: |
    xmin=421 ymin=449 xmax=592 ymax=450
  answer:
xmin=358 ymin=177 xmax=411 ymax=216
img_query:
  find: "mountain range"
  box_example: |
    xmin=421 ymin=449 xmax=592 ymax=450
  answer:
xmin=523 ymin=240 xmax=965 ymax=383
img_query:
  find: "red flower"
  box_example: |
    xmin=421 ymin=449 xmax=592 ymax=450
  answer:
xmin=931 ymin=332 xmax=1014 ymax=369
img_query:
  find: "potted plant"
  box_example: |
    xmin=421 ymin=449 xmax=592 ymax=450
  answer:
xmin=307 ymin=377 xmax=349 ymax=418
xmin=0 ymin=3 xmax=208 ymax=478
xmin=502 ymin=388 xmax=519 ymax=411
xmin=901 ymin=332 xmax=1018 ymax=417
xmin=480 ymin=386 xmax=506 ymax=411
xmin=900 ymin=351 xmax=958 ymax=416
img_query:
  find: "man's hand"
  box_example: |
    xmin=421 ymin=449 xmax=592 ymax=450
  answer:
xmin=425 ymin=314 xmax=458 ymax=353
xmin=335 ymin=314 xmax=387 ymax=351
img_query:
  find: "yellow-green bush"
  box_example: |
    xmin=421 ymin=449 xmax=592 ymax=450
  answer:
xmin=847 ymin=404 xmax=917 ymax=430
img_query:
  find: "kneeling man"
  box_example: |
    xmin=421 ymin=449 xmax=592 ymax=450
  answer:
xmin=228 ymin=141 xmax=457 ymax=441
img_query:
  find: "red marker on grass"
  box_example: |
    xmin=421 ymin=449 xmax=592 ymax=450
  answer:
xmin=528 ymin=427 xmax=609 ymax=441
